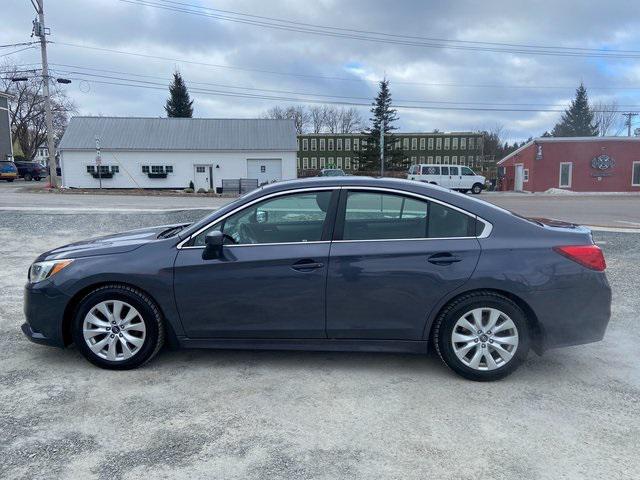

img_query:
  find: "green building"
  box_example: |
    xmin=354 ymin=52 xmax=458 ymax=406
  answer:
xmin=297 ymin=131 xmax=495 ymax=177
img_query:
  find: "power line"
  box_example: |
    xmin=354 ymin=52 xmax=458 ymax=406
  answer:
xmin=118 ymin=0 xmax=640 ymax=60
xmin=51 ymin=42 xmax=640 ymax=91
xmin=54 ymin=73 xmax=635 ymax=114
xmin=48 ymin=64 xmax=640 ymax=109
xmin=0 ymin=46 xmax=37 ymax=57
xmin=151 ymin=0 xmax=640 ymax=56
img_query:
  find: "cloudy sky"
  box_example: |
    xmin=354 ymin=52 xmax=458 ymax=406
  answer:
xmin=3 ymin=0 xmax=640 ymax=141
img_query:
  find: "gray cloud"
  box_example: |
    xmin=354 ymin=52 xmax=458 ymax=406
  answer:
xmin=3 ymin=0 xmax=639 ymax=140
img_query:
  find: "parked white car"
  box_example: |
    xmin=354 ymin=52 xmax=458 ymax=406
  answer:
xmin=407 ymin=164 xmax=486 ymax=194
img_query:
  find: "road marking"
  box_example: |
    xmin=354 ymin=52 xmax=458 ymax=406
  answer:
xmin=0 ymin=206 xmax=215 ymax=213
xmin=585 ymin=225 xmax=640 ymax=233
xmin=616 ymin=220 xmax=640 ymax=227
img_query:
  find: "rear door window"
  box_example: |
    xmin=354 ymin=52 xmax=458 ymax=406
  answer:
xmin=441 ymin=166 xmax=449 ymax=175
xmin=340 ymin=191 xmax=477 ymax=240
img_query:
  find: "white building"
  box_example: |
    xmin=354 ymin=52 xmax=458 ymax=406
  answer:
xmin=58 ymin=117 xmax=298 ymax=190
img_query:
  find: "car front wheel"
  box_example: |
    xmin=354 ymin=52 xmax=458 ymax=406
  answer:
xmin=471 ymin=183 xmax=483 ymax=194
xmin=72 ymin=285 xmax=165 ymax=370
xmin=24 ymin=173 xmax=33 ymax=181
xmin=433 ymin=292 xmax=530 ymax=381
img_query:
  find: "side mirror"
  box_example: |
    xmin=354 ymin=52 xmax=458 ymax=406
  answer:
xmin=205 ymin=230 xmax=224 ymax=249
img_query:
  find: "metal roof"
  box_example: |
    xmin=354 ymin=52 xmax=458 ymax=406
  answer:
xmin=58 ymin=117 xmax=297 ymax=151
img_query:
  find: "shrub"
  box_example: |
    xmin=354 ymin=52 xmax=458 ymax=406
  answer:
xmin=183 ymin=188 xmax=194 ymax=193
xmin=189 ymin=181 xmax=194 ymax=190
xmin=197 ymin=188 xmax=207 ymax=193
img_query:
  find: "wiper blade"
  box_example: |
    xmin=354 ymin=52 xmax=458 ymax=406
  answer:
xmin=158 ymin=224 xmax=189 ymax=238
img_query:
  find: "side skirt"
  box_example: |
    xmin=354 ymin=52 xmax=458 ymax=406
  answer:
xmin=178 ymin=337 xmax=430 ymax=355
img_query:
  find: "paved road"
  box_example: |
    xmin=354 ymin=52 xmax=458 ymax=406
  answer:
xmin=1 ymin=180 xmax=639 ymax=229
xmin=1 ymin=211 xmax=638 ymax=479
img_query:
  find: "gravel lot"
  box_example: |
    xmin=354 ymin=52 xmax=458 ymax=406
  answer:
xmin=1 ymin=210 xmax=639 ymax=479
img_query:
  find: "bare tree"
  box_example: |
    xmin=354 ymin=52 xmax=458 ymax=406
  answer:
xmin=262 ymin=104 xmax=310 ymax=134
xmin=1 ymin=62 xmax=75 ymax=160
xmin=308 ymin=105 xmax=327 ymax=133
xmin=338 ymin=107 xmax=364 ymax=133
xmin=592 ymin=100 xmax=619 ymax=136
xmin=323 ymin=106 xmax=341 ymax=133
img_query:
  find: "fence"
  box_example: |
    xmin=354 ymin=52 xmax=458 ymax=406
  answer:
xmin=221 ymin=178 xmax=259 ymax=196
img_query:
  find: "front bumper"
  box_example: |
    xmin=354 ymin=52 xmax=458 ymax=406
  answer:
xmin=22 ymin=281 xmax=71 ymax=348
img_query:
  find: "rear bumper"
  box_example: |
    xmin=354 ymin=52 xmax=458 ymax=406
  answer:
xmin=22 ymin=282 xmax=70 ymax=348
xmin=532 ymin=274 xmax=611 ymax=351
xmin=0 ymin=173 xmax=17 ymax=179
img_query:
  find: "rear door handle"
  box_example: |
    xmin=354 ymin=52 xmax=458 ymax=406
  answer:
xmin=291 ymin=259 xmax=325 ymax=271
xmin=428 ymin=252 xmax=463 ymax=265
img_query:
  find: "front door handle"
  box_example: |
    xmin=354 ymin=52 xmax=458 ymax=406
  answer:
xmin=291 ymin=259 xmax=325 ymax=271
xmin=428 ymin=252 xmax=463 ymax=265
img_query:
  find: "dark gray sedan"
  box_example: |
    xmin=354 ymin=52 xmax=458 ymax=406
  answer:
xmin=22 ymin=177 xmax=611 ymax=380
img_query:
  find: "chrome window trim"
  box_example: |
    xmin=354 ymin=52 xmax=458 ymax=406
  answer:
xmin=177 ymin=185 xmax=493 ymax=250
xmin=176 ymin=187 xmax=337 ymax=249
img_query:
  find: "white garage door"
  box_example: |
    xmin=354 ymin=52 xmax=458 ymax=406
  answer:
xmin=247 ymin=159 xmax=282 ymax=186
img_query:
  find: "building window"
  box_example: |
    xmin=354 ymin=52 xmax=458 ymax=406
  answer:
xmin=345 ymin=157 xmax=351 ymax=169
xmin=411 ymin=138 xmax=417 ymax=150
xmin=633 ymin=162 xmax=640 ymax=186
xmin=337 ymin=138 xmax=343 ymax=151
xmin=469 ymin=137 xmax=475 ymax=149
xmin=460 ymin=138 xmax=466 ymax=150
xmin=320 ymin=157 xmax=326 ymax=168
xmin=303 ymin=157 xmax=309 ymax=169
xmin=296 ymin=138 xmax=300 ymax=150
xmin=297 ymin=157 xmax=301 ymax=169
xmin=328 ymin=157 xmax=334 ymax=167
xmin=460 ymin=156 xmax=466 ymax=165
xmin=523 ymin=169 xmax=529 ymax=182
xmin=345 ymin=138 xmax=351 ymax=150
xmin=436 ymin=138 xmax=442 ymax=150
xmin=477 ymin=137 xmax=483 ymax=150
xmin=353 ymin=138 xmax=359 ymax=150
xmin=444 ymin=137 xmax=451 ymax=150
xmin=559 ymin=162 xmax=572 ymax=188
xmin=328 ymin=138 xmax=334 ymax=150
xmin=452 ymin=156 xmax=458 ymax=164
xmin=319 ymin=138 xmax=326 ymax=150
xmin=165 ymin=165 xmax=173 ymax=173
xmin=311 ymin=157 xmax=317 ymax=168
xmin=428 ymin=138 xmax=434 ymax=150
xmin=419 ymin=156 xmax=425 ymax=163
xmin=394 ymin=138 xmax=400 ymax=150
xmin=302 ymin=138 xmax=309 ymax=151
xmin=353 ymin=159 xmax=359 ymax=170
xmin=311 ymin=138 xmax=317 ymax=151
xmin=86 ymin=165 xmax=96 ymax=173
xmin=435 ymin=156 xmax=441 ymax=164
xmin=428 ymin=156 xmax=434 ymax=163
xmin=362 ymin=139 xmax=367 ymax=148
xmin=452 ymin=137 xmax=459 ymax=149
xmin=410 ymin=156 xmax=417 ymax=164
xmin=111 ymin=166 xmax=119 ymax=173
xmin=419 ymin=138 xmax=425 ymax=150
xmin=141 ymin=165 xmax=149 ymax=173
xmin=337 ymin=157 xmax=343 ymax=168
xmin=444 ymin=156 xmax=450 ymax=164
xmin=402 ymin=138 xmax=408 ymax=150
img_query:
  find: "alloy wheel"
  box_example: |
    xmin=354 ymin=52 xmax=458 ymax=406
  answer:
xmin=451 ymin=307 xmax=519 ymax=371
xmin=82 ymin=300 xmax=147 ymax=361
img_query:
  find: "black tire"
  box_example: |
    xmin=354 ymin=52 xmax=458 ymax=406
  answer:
xmin=24 ymin=173 xmax=33 ymax=181
xmin=471 ymin=183 xmax=483 ymax=194
xmin=71 ymin=285 xmax=165 ymax=370
xmin=7 ymin=178 xmax=14 ymax=182
xmin=433 ymin=291 xmax=530 ymax=381
xmin=34 ymin=177 xmax=41 ymax=181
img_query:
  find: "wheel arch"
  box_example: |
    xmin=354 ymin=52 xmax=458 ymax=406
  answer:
xmin=62 ymin=281 xmax=179 ymax=348
xmin=425 ymin=288 xmax=545 ymax=355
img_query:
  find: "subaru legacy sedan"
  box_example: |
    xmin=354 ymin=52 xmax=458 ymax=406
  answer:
xmin=22 ymin=177 xmax=611 ymax=380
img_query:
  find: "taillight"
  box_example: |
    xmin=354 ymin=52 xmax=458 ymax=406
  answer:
xmin=553 ymin=245 xmax=606 ymax=271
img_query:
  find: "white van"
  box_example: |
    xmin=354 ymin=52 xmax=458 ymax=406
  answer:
xmin=407 ymin=164 xmax=486 ymax=194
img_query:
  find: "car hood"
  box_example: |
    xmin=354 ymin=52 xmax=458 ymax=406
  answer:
xmin=38 ymin=224 xmax=186 ymax=261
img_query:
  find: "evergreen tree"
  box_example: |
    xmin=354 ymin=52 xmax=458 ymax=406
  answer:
xmin=165 ymin=71 xmax=194 ymax=117
xmin=356 ymin=79 xmax=406 ymax=172
xmin=551 ymin=83 xmax=598 ymax=137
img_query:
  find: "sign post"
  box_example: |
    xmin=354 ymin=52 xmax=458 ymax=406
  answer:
xmin=95 ymin=136 xmax=102 ymax=189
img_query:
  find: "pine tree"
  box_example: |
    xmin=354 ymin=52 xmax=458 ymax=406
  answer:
xmin=551 ymin=83 xmax=598 ymax=137
xmin=357 ymin=79 xmax=406 ymax=172
xmin=165 ymin=71 xmax=194 ymax=117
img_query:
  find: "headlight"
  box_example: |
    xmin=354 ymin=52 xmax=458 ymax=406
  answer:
xmin=28 ymin=259 xmax=74 ymax=283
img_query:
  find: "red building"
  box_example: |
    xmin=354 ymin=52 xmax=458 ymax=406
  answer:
xmin=498 ymin=137 xmax=640 ymax=192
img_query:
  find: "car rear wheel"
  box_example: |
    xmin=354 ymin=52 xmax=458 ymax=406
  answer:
xmin=433 ymin=292 xmax=530 ymax=381
xmin=471 ymin=183 xmax=483 ymax=194
xmin=72 ymin=285 xmax=164 ymax=370
xmin=24 ymin=173 xmax=32 ymax=181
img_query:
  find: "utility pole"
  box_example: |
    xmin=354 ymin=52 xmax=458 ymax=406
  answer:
xmin=379 ymin=118 xmax=385 ymax=177
xmin=31 ymin=0 xmax=58 ymax=187
xmin=95 ymin=136 xmax=102 ymax=189
xmin=621 ymin=112 xmax=638 ymax=137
